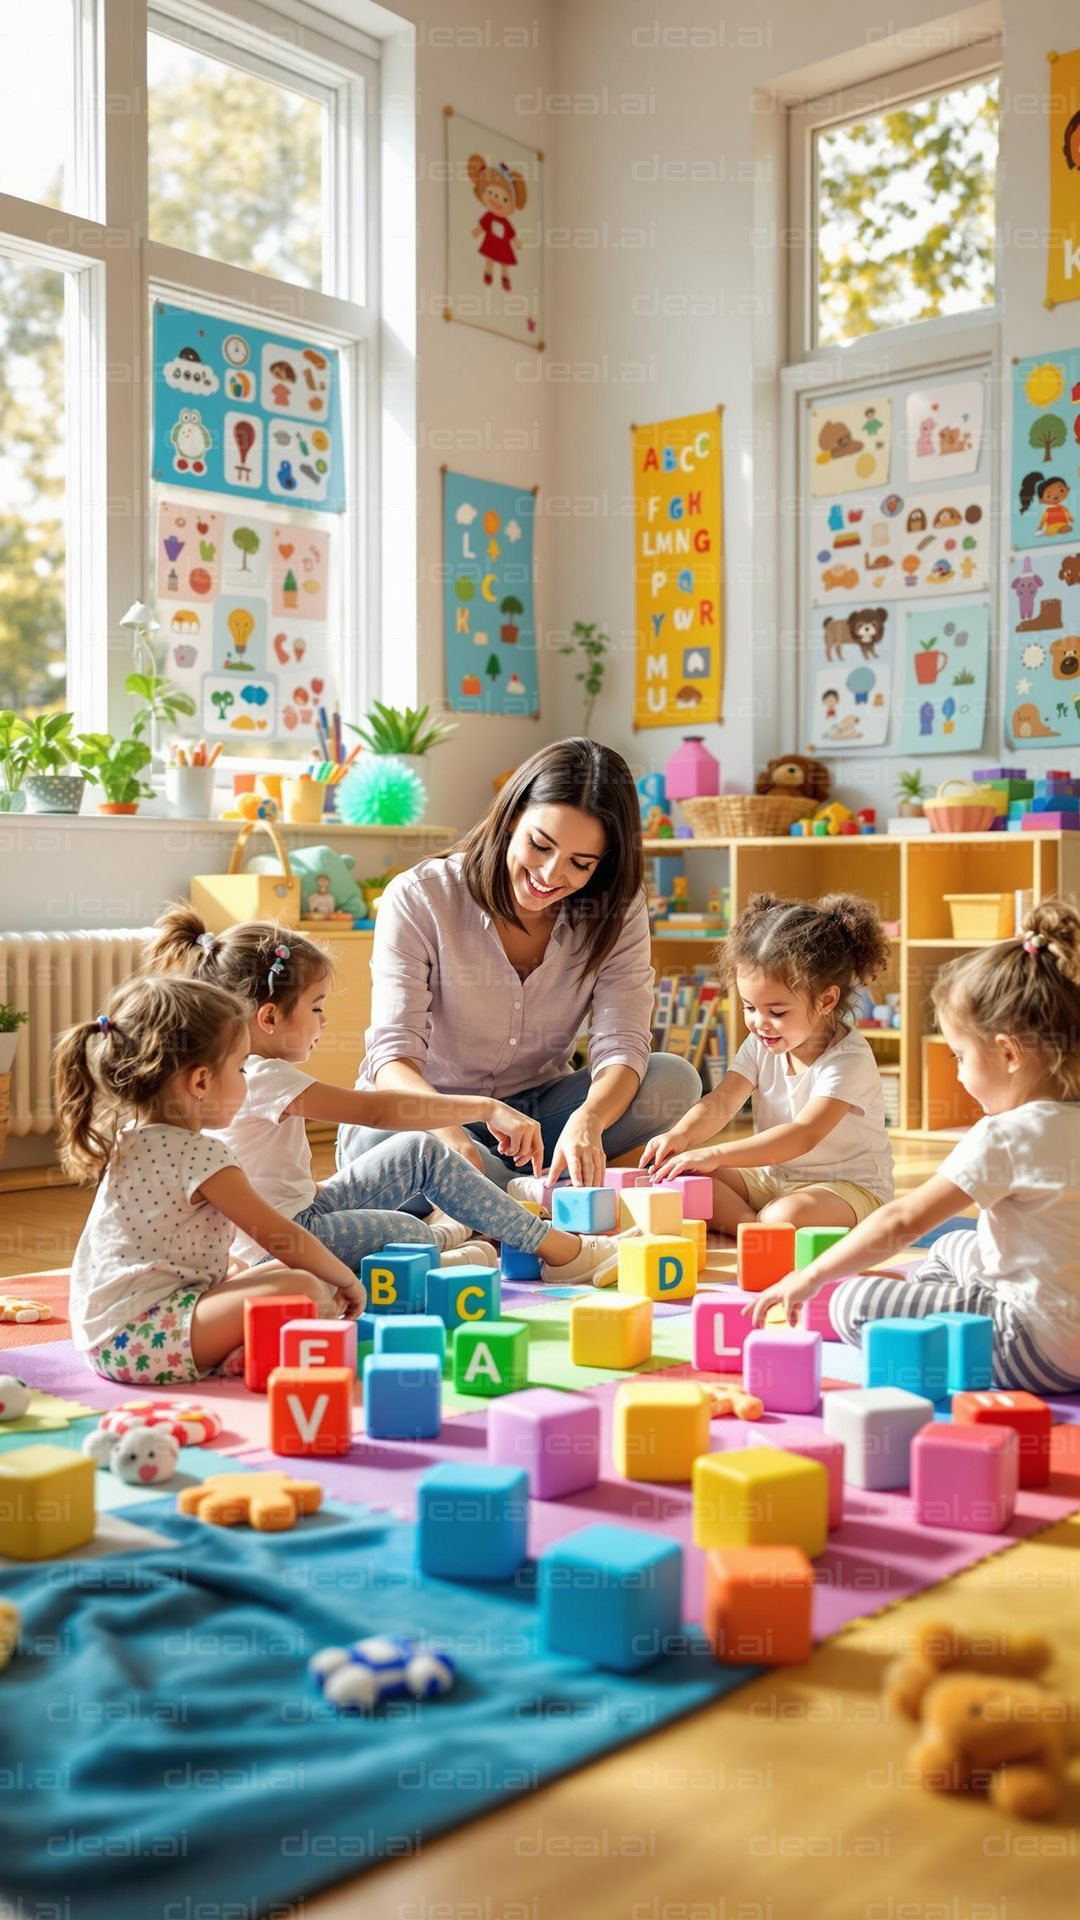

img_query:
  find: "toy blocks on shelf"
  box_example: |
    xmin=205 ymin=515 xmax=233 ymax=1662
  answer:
xmin=743 ymin=1329 xmax=822 ymax=1415
xmin=244 ymin=1295 xmax=317 ymax=1393
xmin=487 ymin=1387 xmax=601 ymax=1498
xmin=664 ymin=1175 xmax=713 ymax=1222
xmin=613 ymin=1380 xmax=711 ymax=1482
xmin=952 ymin=1390 xmax=1051 ymax=1487
xmin=361 ymin=1354 xmax=442 ymax=1440
xmin=361 ymin=1250 xmax=430 ymax=1317
xmin=500 ymin=1244 xmax=543 ymax=1282
xmin=911 ymin=1422 xmax=1019 ymax=1532
xmin=737 ymin=1222 xmax=796 ymax=1294
xmin=0 ymin=1445 xmax=96 ymax=1561
xmin=268 ymin=1367 xmax=354 ymax=1456
xmin=551 ymin=1186 xmax=618 ymax=1234
xmin=537 ymin=1523 xmax=683 ymax=1673
xmin=864 ymin=1318 xmax=949 ymax=1400
xmin=925 ymin=1312 xmax=993 ymax=1392
xmin=692 ymin=1447 xmax=828 ymax=1557
xmin=704 ymin=1546 xmax=814 ymax=1665
xmin=417 ymin=1463 xmax=528 ymax=1582
xmin=452 ymin=1320 xmax=529 ymax=1398
xmin=373 ymin=1315 xmax=447 ymax=1365
xmin=280 ymin=1317 xmax=358 ymax=1376
xmin=801 ymin=1277 xmax=847 ymax=1341
xmin=692 ymin=1295 xmax=751 ymax=1374
xmin=618 ymin=1234 xmax=697 ymax=1302
xmin=794 ymin=1226 xmax=849 ymax=1268
xmin=570 ymin=1295 xmax=652 ymax=1369
xmin=424 ymin=1265 xmax=500 ymax=1332
xmin=618 ymin=1186 xmax=684 ymax=1236
xmin=822 ymin=1387 xmax=934 ymax=1490
xmin=773 ymin=1429 xmax=845 ymax=1529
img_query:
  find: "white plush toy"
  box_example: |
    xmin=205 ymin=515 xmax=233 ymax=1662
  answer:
xmin=0 ymin=1376 xmax=32 ymax=1422
xmin=309 ymin=1635 xmax=457 ymax=1712
xmin=82 ymin=1422 xmax=181 ymax=1486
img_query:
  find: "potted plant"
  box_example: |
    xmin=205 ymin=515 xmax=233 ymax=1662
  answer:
xmin=126 ymin=672 xmax=196 ymax=765
xmin=21 ymin=712 xmax=88 ymax=814
xmin=346 ymin=702 xmax=456 ymax=783
xmin=0 ymin=1003 xmax=27 ymax=1076
xmin=0 ymin=711 xmax=31 ymax=813
xmin=77 ymin=733 xmax=154 ymax=815
xmin=895 ymin=768 xmax=930 ymax=818
xmin=558 ymin=620 xmax=610 ymax=735
xmin=499 ymin=595 xmax=524 ymax=644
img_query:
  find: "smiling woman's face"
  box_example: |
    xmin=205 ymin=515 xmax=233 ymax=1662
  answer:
xmin=505 ymin=804 xmax=606 ymax=917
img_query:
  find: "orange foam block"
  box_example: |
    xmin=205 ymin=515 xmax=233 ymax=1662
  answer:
xmin=267 ymin=1366 xmax=354 ymax=1456
xmin=737 ymin=1222 xmax=796 ymax=1294
xmin=704 ymin=1546 xmax=814 ymax=1665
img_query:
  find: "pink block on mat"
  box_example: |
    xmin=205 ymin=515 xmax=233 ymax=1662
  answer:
xmin=911 ymin=1421 xmax=1019 ymax=1533
xmin=801 ymin=1278 xmax=847 ymax=1341
xmin=604 ymin=1168 xmax=648 ymax=1193
xmin=692 ymin=1295 xmax=751 ymax=1374
xmin=280 ymin=1318 xmax=357 ymax=1374
xmin=487 ymin=1387 xmax=601 ymax=1499
xmin=666 ymin=1175 xmax=714 ymax=1222
xmin=775 ymin=1428 xmax=845 ymax=1528
xmin=743 ymin=1328 xmax=822 ymax=1415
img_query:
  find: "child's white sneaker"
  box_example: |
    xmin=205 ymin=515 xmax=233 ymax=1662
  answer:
xmin=541 ymin=1232 xmax=628 ymax=1287
xmin=425 ymin=1210 xmax=471 ymax=1252
xmin=440 ymin=1241 xmax=499 ymax=1269
xmin=506 ymin=1175 xmax=550 ymax=1210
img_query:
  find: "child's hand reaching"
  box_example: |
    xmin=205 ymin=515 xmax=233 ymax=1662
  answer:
xmin=485 ymin=1103 xmax=544 ymax=1173
xmin=747 ymin=1268 xmax=819 ymax=1329
xmin=334 ymin=1275 xmax=366 ymax=1320
xmin=653 ymin=1146 xmax=721 ymax=1182
xmin=638 ymin=1130 xmax=691 ymax=1175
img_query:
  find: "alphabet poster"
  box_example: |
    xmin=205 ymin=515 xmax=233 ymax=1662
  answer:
xmin=1005 ymin=545 xmax=1080 ymax=748
xmin=808 ymin=397 xmax=891 ymax=497
xmin=903 ymin=379 xmax=984 ymax=482
xmin=810 ymin=485 xmax=991 ymax=605
xmin=632 ymin=409 xmax=724 ymax=728
xmin=1010 ymin=348 xmax=1080 ymax=551
xmin=152 ymin=301 xmax=345 ymax=513
xmin=898 ymin=605 xmax=990 ymax=755
xmin=442 ymin=470 xmax=538 ymax=715
xmin=445 ymin=110 xmax=544 ymax=348
xmin=1046 ymin=47 xmax=1080 ymax=308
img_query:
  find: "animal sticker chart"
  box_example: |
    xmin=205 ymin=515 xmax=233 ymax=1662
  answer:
xmin=810 ymin=486 xmax=991 ymax=605
xmin=1005 ymin=546 xmax=1080 ymax=748
xmin=903 ymin=379 xmax=985 ymax=483
xmin=442 ymin=469 xmax=538 ymax=715
xmin=806 ymin=604 xmax=894 ymax=752
xmin=1046 ymin=45 xmax=1080 ymax=308
xmin=1010 ymin=350 xmax=1080 ymax=551
xmin=808 ymin=397 xmax=891 ymax=497
xmin=631 ymin=410 xmax=724 ymax=729
xmin=898 ymin=605 xmax=990 ymax=756
xmin=152 ymin=302 xmax=344 ymax=513
xmin=445 ymin=110 xmax=544 ymax=349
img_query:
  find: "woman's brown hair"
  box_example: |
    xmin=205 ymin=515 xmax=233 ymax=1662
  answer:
xmin=53 ymin=974 xmax=250 ymax=1185
xmin=448 ymin=737 xmax=645 ymax=977
xmin=932 ymin=895 xmax=1080 ymax=1098
xmin=720 ymin=891 xmax=891 ymax=1016
xmin=143 ymin=905 xmax=332 ymax=1014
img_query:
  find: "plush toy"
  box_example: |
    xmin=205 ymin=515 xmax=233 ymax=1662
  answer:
xmin=98 ymin=1399 xmax=223 ymax=1448
xmin=0 ymin=1376 xmax=32 ymax=1421
xmin=82 ymin=1423 xmax=181 ymax=1487
xmin=177 ymin=1470 xmax=323 ymax=1531
xmin=0 ymin=1601 xmax=19 ymax=1671
xmin=309 ymin=1636 xmax=457 ymax=1712
xmin=909 ymin=1673 xmax=1071 ymax=1819
xmin=885 ymin=1618 xmax=1054 ymax=1720
xmin=0 ymin=1297 xmax=52 ymax=1325
xmin=248 ymin=843 xmax=368 ymax=918
xmin=755 ymin=755 xmax=831 ymax=803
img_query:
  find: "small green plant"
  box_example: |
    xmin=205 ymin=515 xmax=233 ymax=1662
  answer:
xmin=20 ymin=712 xmax=81 ymax=775
xmin=895 ymin=767 xmax=930 ymax=802
xmin=558 ymin=620 xmax=610 ymax=735
xmin=77 ymin=733 xmax=153 ymax=806
xmin=918 ymin=636 xmax=940 ymax=652
xmin=952 ymin=668 xmax=976 ymax=686
xmin=125 ymin=672 xmax=197 ymax=741
xmin=0 ymin=712 xmax=32 ymax=796
xmin=347 ymin=702 xmax=457 ymax=756
xmin=0 ymin=1003 xmax=29 ymax=1035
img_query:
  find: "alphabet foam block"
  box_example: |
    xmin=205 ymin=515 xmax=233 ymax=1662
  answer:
xmin=926 ymin=1312 xmax=994 ymax=1392
xmin=737 ymin=1222 xmax=796 ymax=1294
xmin=618 ymin=1186 xmax=684 ymax=1235
xmin=604 ymin=1168 xmax=647 ymax=1193
xmin=618 ymin=1234 xmax=697 ymax=1302
xmin=952 ymin=1390 xmax=1051 ymax=1488
xmin=704 ymin=1546 xmax=814 ymax=1665
xmin=373 ymin=1315 xmax=447 ymax=1365
xmin=377 ymin=1243 xmax=440 ymax=1277
xmin=613 ymin=1380 xmax=711 ymax=1482
xmin=244 ymin=1295 xmax=317 ymax=1393
xmin=822 ymin=1386 xmax=934 ymax=1490
xmin=659 ymin=1175 xmax=712 ymax=1222
xmin=569 ymin=1295 xmax=652 ymax=1369
xmin=911 ymin=1422 xmax=1019 ymax=1532
xmin=681 ymin=1218 xmax=708 ymax=1262
xmin=743 ymin=1328 xmax=822 ymax=1415
xmin=425 ymin=1265 xmax=500 ymax=1332
xmin=551 ymin=1186 xmax=618 ymax=1234
xmin=692 ymin=1295 xmax=751 ymax=1374
xmin=452 ymin=1320 xmax=529 ymax=1397
xmin=487 ymin=1387 xmax=601 ymax=1498
xmin=794 ymin=1226 xmax=850 ymax=1268
xmin=361 ymin=1250 xmax=430 ymax=1316
xmin=500 ymin=1244 xmax=543 ymax=1282
xmin=864 ymin=1318 xmax=949 ymax=1400
xmin=537 ymin=1523 xmax=683 ymax=1673
xmin=417 ymin=1462 xmax=528 ymax=1582
xmin=772 ymin=1429 xmax=845 ymax=1529
xmin=692 ymin=1447 xmax=828 ymax=1557
xmin=362 ymin=1354 xmax=442 ymax=1440
xmin=0 ymin=1444 xmax=96 ymax=1561
xmin=280 ymin=1318 xmax=358 ymax=1376
xmin=268 ymin=1367 xmax=354 ymax=1456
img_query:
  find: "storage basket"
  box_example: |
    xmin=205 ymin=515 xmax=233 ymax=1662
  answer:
xmin=680 ymin=793 xmax=816 ymax=839
xmin=923 ymin=780 xmax=999 ymax=835
xmin=190 ymin=819 xmax=301 ymax=933
xmin=944 ymin=893 xmax=1014 ymax=941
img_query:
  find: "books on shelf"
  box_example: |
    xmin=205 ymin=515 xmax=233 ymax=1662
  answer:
xmin=652 ymin=967 xmax=726 ymax=1074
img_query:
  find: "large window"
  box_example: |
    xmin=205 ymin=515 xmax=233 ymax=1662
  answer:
xmin=0 ymin=255 xmax=68 ymax=711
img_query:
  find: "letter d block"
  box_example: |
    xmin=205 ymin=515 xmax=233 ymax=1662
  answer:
xmin=704 ymin=1546 xmax=814 ymax=1666
xmin=452 ymin=1320 xmax=529 ymax=1398
xmin=0 ymin=1445 xmax=95 ymax=1560
xmin=692 ymin=1295 xmax=751 ymax=1374
xmin=280 ymin=1317 xmax=358 ymax=1375
xmin=737 ymin=1222 xmax=796 ymax=1294
xmin=618 ymin=1234 xmax=697 ymax=1301
xmin=425 ymin=1265 xmax=500 ymax=1332
xmin=244 ymin=1295 xmax=317 ymax=1393
xmin=268 ymin=1367 xmax=353 ymax=1456
xmin=360 ymin=1250 xmax=430 ymax=1316
xmin=692 ymin=1448 xmax=828 ymax=1558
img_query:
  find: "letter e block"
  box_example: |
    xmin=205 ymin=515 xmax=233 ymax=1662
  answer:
xmin=280 ymin=1317 xmax=357 ymax=1375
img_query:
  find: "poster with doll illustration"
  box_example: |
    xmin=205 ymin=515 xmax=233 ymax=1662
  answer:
xmin=445 ymin=109 xmax=544 ymax=348
xmin=1010 ymin=348 xmax=1080 ymax=551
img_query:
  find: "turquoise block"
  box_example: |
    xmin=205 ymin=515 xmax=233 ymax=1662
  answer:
xmin=538 ymin=1523 xmax=683 ymax=1673
xmin=362 ymin=1353 xmax=442 ymax=1440
xmin=864 ymin=1318 xmax=949 ymax=1400
xmin=377 ymin=1243 xmax=440 ymax=1277
xmin=424 ymin=1265 xmax=500 ymax=1331
xmin=501 ymin=1243 xmax=543 ymax=1281
xmin=374 ymin=1315 xmax=448 ymax=1364
xmin=360 ymin=1250 xmax=430 ymax=1316
xmin=926 ymin=1311 xmax=994 ymax=1392
xmin=552 ymin=1186 xmax=618 ymax=1233
xmin=417 ymin=1463 xmax=528 ymax=1581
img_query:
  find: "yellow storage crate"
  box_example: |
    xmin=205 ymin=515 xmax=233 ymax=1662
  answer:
xmin=943 ymin=893 xmax=1014 ymax=941
xmin=190 ymin=820 xmax=301 ymax=933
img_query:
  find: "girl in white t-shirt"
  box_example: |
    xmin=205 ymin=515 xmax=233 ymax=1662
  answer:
xmin=641 ymin=891 xmax=894 ymax=1231
xmin=751 ymin=897 xmax=1080 ymax=1393
xmin=58 ymin=974 xmax=364 ymax=1384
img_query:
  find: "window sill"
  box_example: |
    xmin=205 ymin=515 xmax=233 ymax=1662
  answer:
xmin=0 ymin=813 xmax=457 ymax=841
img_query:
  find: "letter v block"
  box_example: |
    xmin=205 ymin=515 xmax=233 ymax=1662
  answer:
xmin=268 ymin=1366 xmax=354 ymax=1456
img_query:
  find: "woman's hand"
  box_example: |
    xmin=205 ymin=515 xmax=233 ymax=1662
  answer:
xmin=485 ymin=1103 xmax=543 ymax=1173
xmin=549 ymin=1108 xmax=606 ymax=1189
xmin=748 ymin=1268 xmax=820 ymax=1329
xmin=653 ymin=1146 xmax=722 ymax=1182
xmin=638 ymin=1129 xmax=690 ymax=1175
xmin=433 ymin=1125 xmax=487 ymax=1175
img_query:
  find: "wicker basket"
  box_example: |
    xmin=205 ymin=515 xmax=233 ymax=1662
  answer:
xmin=680 ymin=793 xmax=817 ymax=839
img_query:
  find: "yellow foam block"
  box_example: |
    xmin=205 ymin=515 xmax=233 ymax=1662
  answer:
xmin=618 ymin=1186 xmax=684 ymax=1235
xmin=570 ymin=1295 xmax=653 ymax=1369
xmin=613 ymin=1380 xmax=712 ymax=1482
xmin=692 ymin=1446 xmax=828 ymax=1558
xmin=0 ymin=1444 xmax=96 ymax=1561
xmin=618 ymin=1234 xmax=698 ymax=1302
xmin=680 ymin=1218 xmax=708 ymax=1261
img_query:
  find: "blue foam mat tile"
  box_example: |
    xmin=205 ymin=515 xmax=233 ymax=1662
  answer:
xmin=913 ymin=1216 xmax=978 ymax=1249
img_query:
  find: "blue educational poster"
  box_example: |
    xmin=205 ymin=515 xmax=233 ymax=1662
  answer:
xmin=898 ymin=605 xmax=989 ymax=755
xmin=152 ymin=301 xmax=345 ymax=513
xmin=442 ymin=470 xmax=538 ymax=715
xmin=1010 ymin=348 xmax=1080 ymax=552
xmin=1004 ymin=545 xmax=1080 ymax=748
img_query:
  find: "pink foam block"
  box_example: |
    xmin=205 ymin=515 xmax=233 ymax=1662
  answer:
xmin=800 ymin=1277 xmax=846 ymax=1341
xmin=775 ymin=1429 xmax=845 ymax=1528
xmin=486 ymin=1387 xmax=601 ymax=1499
xmin=665 ymin=1175 xmax=714 ymax=1222
xmin=743 ymin=1328 xmax=822 ymax=1415
xmin=604 ymin=1168 xmax=648 ymax=1193
xmin=280 ymin=1318 xmax=358 ymax=1374
xmin=911 ymin=1422 xmax=1019 ymax=1533
xmin=692 ymin=1295 xmax=751 ymax=1374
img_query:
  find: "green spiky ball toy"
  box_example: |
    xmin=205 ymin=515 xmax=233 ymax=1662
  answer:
xmin=337 ymin=756 xmax=427 ymax=827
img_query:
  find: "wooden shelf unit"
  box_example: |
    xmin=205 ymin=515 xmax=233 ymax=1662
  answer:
xmin=644 ymin=830 xmax=1080 ymax=1138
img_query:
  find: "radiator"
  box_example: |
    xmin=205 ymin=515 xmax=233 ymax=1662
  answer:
xmin=0 ymin=930 xmax=151 ymax=1136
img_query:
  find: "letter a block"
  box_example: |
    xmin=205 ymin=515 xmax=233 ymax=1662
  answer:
xmin=280 ymin=1317 xmax=358 ymax=1375
xmin=864 ymin=1318 xmax=949 ymax=1400
xmin=425 ymin=1265 xmax=500 ymax=1332
xmin=417 ymin=1463 xmax=528 ymax=1582
xmin=952 ymin=1390 xmax=1052 ymax=1488
xmin=244 ymin=1295 xmax=317 ymax=1393
xmin=452 ymin=1320 xmax=529 ymax=1397
xmin=618 ymin=1234 xmax=697 ymax=1301
xmin=268 ymin=1367 xmax=354 ymax=1456
xmin=613 ymin=1381 xmax=711 ymax=1482
xmin=570 ymin=1294 xmax=652 ymax=1369
xmin=619 ymin=1186 xmax=684 ymax=1235
xmin=692 ymin=1295 xmax=751 ymax=1374
xmin=0 ymin=1445 xmax=95 ymax=1560
xmin=538 ymin=1524 xmax=683 ymax=1673
xmin=737 ymin=1222 xmax=796 ymax=1294
xmin=552 ymin=1185 xmax=618 ymax=1233
xmin=911 ymin=1422 xmax=1019 ymax=1532
xmin=487 ymin=1387 xmax=601 ymax=1498
xmin=743 ymin=1328 xmax=822 ymax=1415
xmin=692 ymin=1447 xmax=828 ymax=1558
xmin=704 ymin=1546 xmax=814 ymax=1665
xmin=361 ymin=1250 xmax=430 ymax=1317
xmin=361 ymin=1354 xmax=442 ymax=1440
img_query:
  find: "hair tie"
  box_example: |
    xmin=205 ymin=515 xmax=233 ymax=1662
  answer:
xmin=195 ymin=931 xmax=217 ymax=953
xmin=95 ymin=1015 xmax=110 ymax=1034
xmin=1022 ymin=930 xmax=1049 ymax=955
xmin=266 ymin=944 xmax=291 ymax=995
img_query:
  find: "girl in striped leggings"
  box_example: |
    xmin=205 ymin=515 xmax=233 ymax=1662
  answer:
xmin=750 ymin=897 xmax=1080 ymax=1394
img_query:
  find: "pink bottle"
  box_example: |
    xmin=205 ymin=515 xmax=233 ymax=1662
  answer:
xmin=664 ymin=736 xmax=720 ymax=802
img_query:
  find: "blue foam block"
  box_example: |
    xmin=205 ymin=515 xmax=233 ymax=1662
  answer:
xmin=360 ymin=1249 xmax=430 ymax=1316
xmin=538 ymin=1523 xmax=683 ymax=1673
xmin=417 ymin=1463 xmax=528 ymax=1582
xmin=551 ymin=1186 xmax=618 ymax=1234
xmin=925 ymin=1311 xmax=994 ymax=1392
xmin=913 ymin=1216 xmax=978 ymax=1248
xmin=864 ymin=1318 xmax=949 ymax=1399
xmin=362 ymin=1353 xmax=442 ymax=1439
xmin=373 ymin=1315 xmax=447 ymax=1364
xmin=425 ymin=1265 xmax=500 ymax=1330
xmin=377 ymin=1243 xmax=441 ymax=1276
xmin=501 ymin=1243 xmax=543 ymax=1281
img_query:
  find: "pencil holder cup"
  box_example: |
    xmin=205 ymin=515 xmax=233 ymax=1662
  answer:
xmin=282 ymin=779 xmax=326 ymax=825
xmin=165 ymin=766 xmax=216 ymax=820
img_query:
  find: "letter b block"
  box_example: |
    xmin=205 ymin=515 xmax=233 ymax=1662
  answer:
xmin=360 ymin=1250 xmax=430 ymax=1316
xmin=0 ymin=1445 xmax=96 ymax=1560
xmin=618 ymin=1234 xmax=697 ymax=1301
xmin=452 ymin=1321 xmax=529 ymax=1397
xmin=244 ymin=1295 xmax=317 ymax=1393
xmin=280 ymin=1317 xmax=358 ymax=1375
xmin=268 ymin=1367 xmax=353 ymax=1456
xmin=737 ymin=1222 xmax=796 ymax=1294
xmin=425 ymin=1265 xmax=500 ymax=1331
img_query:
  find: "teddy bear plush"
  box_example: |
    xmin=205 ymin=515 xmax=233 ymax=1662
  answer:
xmin=755 ymin=755 xmax=831 ymax=803
xmin=910 ymin=1673 xmax=1070 ymax=1819
xmin=885 ymin=1618 xmax=1053 ymax=1720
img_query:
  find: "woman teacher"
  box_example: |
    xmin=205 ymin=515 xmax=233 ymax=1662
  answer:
xmin=338 ymin=737 xmax=702 ymax=1191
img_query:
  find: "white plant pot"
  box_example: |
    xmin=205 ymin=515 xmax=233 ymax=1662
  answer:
xmin=0 ymin=1033 xmax=19 ymax=1074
